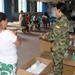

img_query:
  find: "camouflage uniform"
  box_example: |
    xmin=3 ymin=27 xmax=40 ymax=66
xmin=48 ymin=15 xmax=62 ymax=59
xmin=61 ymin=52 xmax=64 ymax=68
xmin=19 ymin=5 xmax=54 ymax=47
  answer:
xmin=45 ymin=15 xmax=69 ymax=75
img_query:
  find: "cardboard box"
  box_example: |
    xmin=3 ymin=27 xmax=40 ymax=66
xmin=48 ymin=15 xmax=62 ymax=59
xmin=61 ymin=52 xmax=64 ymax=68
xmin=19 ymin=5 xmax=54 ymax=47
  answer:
xmin=63 ymin=65 xmax=75 ymax=75
xmin=40 ymin=51 xmax=75 ymax=75
xmin=40 ymin=51 xmax=75 ymax=67
xmin=40 ymin=38 xmax=54 ymax=53
xmin=17 ymin=57 xmax=52 ymax=75
xmin=68 ymin=45 xmax=75 ymax=50
xmin=40 ymin=51 xmax=52 ymax=60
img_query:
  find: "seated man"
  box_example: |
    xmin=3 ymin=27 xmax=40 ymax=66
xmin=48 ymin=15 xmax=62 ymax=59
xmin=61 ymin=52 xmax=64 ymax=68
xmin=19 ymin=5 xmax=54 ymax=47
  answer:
xmin=21 ymin=14 xmax=29 ymax=33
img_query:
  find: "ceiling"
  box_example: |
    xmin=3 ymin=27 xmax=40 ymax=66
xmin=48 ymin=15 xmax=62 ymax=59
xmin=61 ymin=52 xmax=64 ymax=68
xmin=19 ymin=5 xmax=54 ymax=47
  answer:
xmin=28 ymin=0 xmax=64 ymax=3
xmin=40 ymin=0 xmax=63 ymax=2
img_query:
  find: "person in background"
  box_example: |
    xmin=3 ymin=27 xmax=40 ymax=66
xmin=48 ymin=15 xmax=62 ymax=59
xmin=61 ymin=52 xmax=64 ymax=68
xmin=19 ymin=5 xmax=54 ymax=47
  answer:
xmin=49 ymin=7 xmax=57 ymax=26
xmin=19 ymin=10 xmax=24 ymax=22
xmin=0 ymin=12 xmax=21 ymax=75
xmin=42 ymin=12 xmax=50 ymax=28
xmin=37 ymin=16 xmax=41 ymax=30
xmin=44 ymin=12 xmax=50 ymax=27
xmin=42 ymin=2 xmax=70 ymax=75
xmin=21 ymin=14 xmax=29 ymax=33
xmin=26 ymin=13 xmax=30 ymax=24
xmin=44 ymin=12 xmax=50 ymax=20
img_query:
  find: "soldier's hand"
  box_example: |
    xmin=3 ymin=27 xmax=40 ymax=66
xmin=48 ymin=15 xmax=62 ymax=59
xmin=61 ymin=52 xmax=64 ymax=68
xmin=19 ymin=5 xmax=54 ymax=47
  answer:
xmin=42 ymin=32 xmax=48 ymax=39
xmin=42 ymin=35 xmax=45 ymax=39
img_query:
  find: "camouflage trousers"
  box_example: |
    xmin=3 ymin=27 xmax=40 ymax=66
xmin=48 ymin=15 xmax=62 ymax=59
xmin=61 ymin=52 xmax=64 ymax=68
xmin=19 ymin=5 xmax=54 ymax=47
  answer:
xmin=0 ymin=62 xmax=17 ymax=75
xmin=51 ymin=51 xmax=65 ymax=75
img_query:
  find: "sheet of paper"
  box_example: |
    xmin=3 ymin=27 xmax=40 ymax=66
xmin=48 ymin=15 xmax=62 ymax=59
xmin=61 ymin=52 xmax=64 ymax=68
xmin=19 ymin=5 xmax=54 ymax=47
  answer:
xmin=26 ymin=61 xmax=47 ymax=75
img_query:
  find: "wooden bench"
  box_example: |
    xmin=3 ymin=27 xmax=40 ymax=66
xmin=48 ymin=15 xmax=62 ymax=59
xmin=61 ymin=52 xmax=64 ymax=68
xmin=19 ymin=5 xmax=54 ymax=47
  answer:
xmin=7 ymin=22 xmax=26 ymax=33
xmin=7 ymin=22 xmax=34 ymax=33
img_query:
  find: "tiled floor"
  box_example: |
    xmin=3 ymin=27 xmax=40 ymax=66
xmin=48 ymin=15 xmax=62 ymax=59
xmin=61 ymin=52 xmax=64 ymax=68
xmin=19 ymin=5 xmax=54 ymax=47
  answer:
xmin=16 ymin=29 xmax=75 ymax=75
xmin=17 ymin=31 xmax=44 ymax=68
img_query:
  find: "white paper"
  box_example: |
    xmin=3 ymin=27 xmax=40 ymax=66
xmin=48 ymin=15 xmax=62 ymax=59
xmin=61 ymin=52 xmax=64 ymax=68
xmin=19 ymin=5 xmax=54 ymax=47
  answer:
xmin=31 ymin=63 xmax=47 ymax=74
xmin=26 ymin=61 xmax=47 ymax=75
xmin=30 ymin=61 xmax=41 ymax=70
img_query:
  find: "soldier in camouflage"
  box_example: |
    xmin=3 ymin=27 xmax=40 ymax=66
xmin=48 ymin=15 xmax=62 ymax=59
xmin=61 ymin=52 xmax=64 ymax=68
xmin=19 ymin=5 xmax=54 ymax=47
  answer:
xmin=42 ymin=2 xmax=70 ymax=75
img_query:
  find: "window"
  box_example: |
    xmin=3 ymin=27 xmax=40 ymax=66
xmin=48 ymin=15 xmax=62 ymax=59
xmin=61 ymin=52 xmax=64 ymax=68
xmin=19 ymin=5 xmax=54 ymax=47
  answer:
xmin=18 ymin=0 xmax=27 ymax=12
xmin=0 ymin=0 xmax=4 ymax=12
xmin=37 ymin=1 xmax=42 ymax=12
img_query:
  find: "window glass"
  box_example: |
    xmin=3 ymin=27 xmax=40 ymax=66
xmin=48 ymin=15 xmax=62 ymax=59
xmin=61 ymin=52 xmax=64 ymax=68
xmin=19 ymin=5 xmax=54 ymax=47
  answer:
xmin=18 ymin=0 xmax=27 ymax=12
xmin=0 ymin=0 xmax=4 ymax=12
xmin=37 ymin=1 xmax=42 ymax=12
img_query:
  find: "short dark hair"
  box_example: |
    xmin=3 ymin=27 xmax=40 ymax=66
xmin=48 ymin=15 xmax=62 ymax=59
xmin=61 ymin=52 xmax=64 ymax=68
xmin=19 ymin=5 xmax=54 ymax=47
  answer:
xmin=56 ymin=2 xmax=68 ymax=15
xmin=56 ymin=2 xmax=71 ymax=20
xmin=0 ymin=12 xmax=7 ymax=22
xmin=20 ymin=10 xmax=23 ymax=13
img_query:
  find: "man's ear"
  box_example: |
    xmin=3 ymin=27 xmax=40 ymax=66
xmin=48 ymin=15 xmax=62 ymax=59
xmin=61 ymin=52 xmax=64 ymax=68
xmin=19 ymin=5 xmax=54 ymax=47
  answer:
xmin=1 ymin=20 xmax=4 ymax=27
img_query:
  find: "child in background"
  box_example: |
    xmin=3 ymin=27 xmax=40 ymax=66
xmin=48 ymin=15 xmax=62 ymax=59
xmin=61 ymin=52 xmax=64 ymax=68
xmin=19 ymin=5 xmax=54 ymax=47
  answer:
xmin=0 ymin=12 xmax=21 ymax=75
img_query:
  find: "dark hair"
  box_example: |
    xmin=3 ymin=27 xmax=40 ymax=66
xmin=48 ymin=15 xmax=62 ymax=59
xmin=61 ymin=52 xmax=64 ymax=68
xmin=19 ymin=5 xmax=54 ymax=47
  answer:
xmin=56 ymin=2 xmax=68 ymax=14
xmin=56 ymin=2 xmax=71 ymax=20
xmin=44 ymin=12 xmax=49 ymax=18
xmin=0 ymin=12 xmax=7 ymax=22
xmin=20 ymin=10 xmax=23 ymax=13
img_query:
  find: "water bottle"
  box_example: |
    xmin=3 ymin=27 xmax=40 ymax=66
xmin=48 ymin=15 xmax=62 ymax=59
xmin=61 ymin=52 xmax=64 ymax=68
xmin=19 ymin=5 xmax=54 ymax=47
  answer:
xmin=69 ymin=40 xmax=72 ymax=45
xmin=72 ymin=53 xmax=75 ymax=60
xmin=64 ymin=50 xmax=69 ymax=59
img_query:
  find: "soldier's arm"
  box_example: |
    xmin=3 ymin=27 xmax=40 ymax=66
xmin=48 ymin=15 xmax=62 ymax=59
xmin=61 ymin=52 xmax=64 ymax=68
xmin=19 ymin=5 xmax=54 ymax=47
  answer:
xmin=46 ymin=23 xmax=68 ymax=41
xmin=42 ymin=32 xmax=49 ymax=39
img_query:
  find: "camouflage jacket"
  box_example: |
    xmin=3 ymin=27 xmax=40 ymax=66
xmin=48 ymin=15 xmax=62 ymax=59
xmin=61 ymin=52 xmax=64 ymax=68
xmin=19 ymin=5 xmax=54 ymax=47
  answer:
xmin=45 ymin=15 xmax=69 ymax=51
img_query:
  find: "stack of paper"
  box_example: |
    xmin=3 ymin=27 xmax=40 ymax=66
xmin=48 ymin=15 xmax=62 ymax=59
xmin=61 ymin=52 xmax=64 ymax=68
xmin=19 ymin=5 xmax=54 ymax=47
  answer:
xmin=26 ymin=61 xmax=47 ymax=75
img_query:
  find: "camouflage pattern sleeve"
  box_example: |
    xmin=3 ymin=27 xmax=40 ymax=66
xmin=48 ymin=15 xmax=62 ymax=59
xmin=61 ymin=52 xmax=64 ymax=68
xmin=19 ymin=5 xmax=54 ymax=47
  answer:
xmin=45 ymin=15 xmax=69 ymax=41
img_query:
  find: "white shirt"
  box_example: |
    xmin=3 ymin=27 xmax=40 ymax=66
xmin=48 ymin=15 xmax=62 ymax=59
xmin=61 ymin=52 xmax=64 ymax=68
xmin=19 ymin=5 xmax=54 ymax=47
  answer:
xmin=51 ymin=7 xmax=56 ymax=17
xmin=0 ymin=30 xmax=17 ymax=64
xmin=19 ymin=14 xmax=23 ymax=22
